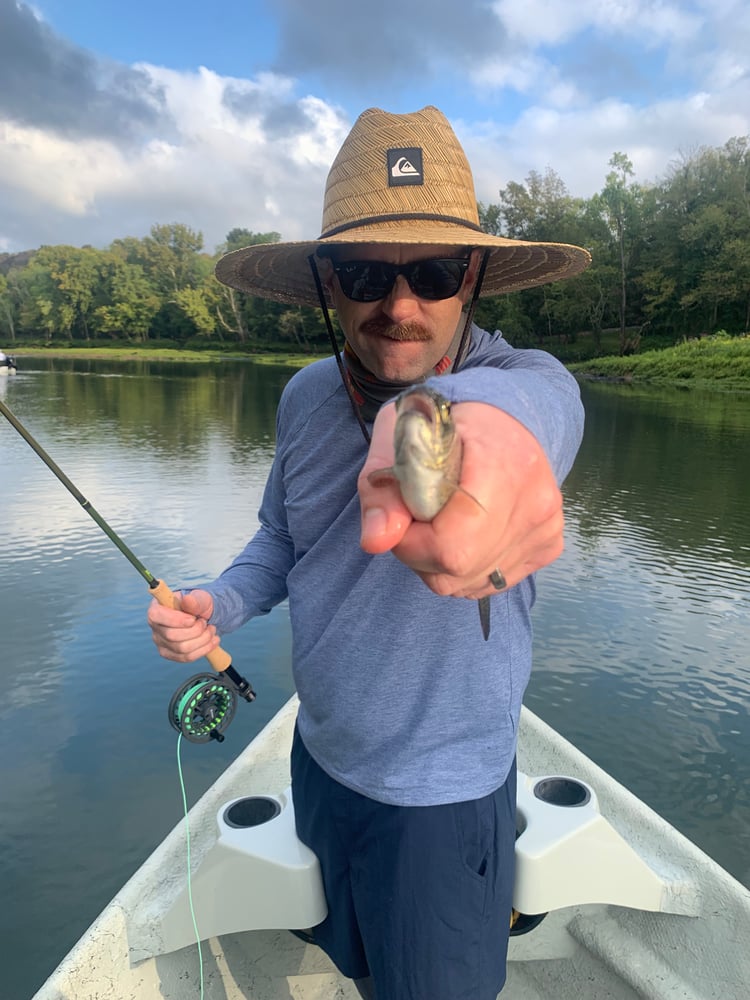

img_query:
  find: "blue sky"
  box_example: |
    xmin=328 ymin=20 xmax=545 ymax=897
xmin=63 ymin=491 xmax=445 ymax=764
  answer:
xmin=1 ymin=0 xmax=749 ymax=254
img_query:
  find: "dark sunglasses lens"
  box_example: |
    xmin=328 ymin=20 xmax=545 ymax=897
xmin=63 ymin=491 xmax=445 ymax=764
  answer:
xmin=335 ymin=258 xmax=469 ymax=301
xmin=410 ymin=259 xmax=467 ymax=300
xmin=336 ymin=262 xmax=393 ymax=301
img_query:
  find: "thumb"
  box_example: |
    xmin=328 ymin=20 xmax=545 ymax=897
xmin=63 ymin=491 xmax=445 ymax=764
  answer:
xmin=179 ymin=588 xmax=214 ymax=622
xmin=358 ymin=402 xmax=412 ymax=554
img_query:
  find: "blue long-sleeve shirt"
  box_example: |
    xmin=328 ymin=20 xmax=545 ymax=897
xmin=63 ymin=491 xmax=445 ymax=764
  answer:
xmin=204 ymin=326 xmax=584 ymax=806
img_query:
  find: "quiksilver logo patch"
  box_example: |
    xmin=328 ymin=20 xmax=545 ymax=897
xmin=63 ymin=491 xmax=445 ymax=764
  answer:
xmin=387 ymin=147 xmax=423 ymax=186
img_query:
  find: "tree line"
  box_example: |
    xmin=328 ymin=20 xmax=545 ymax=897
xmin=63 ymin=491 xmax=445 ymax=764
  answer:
xmin=0 ymin=135 xmax=748 ymax=356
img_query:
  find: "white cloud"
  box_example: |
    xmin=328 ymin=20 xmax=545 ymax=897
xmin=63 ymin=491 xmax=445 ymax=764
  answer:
xmin=491 ymin=0 xmax=702 ymax=47
xmin=0 ymin=121 xmax=123 ymax=215
xmin=463 ymin=77 xmax=750 ymax=208
xmin=1 ymin=0 xmax=749 ymax=253
xmin=291 ymin=96 xmax=349 ymax=168
xmin=471 ymin=53 xmax=551 ymax=94
xmin=0 ymin=64 xmax=351 ymax=251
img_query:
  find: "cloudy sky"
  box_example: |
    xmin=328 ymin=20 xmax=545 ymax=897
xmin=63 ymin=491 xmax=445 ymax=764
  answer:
xmin=1 ymin=0 xmax=749 ymax=255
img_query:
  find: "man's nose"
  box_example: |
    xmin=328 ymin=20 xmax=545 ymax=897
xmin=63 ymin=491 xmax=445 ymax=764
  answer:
xmin=381 ymin=275 xmax=421 ymax=323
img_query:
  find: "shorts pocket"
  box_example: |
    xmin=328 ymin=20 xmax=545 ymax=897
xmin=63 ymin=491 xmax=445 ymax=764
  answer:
xmin=454 ymin=793 xmax=495 ymax=885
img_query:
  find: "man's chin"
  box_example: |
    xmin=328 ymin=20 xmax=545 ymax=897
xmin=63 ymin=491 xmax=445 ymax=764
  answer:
xmin=373 ymin=355 xmax=434 ymax=384
xmin=350 ymin=337 xmax=437 ymax=383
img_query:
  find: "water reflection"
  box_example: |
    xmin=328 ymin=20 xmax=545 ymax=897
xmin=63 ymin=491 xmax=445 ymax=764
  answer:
xmin=527 ymin=380 xmax=750 ymax=887
xmin=1 ymin=361 xmax=749 ymax=999
xmin=1 ymin=360 xmax=297 ymax=1000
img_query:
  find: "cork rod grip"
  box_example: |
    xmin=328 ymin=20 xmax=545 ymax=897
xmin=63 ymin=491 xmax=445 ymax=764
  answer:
xmin=149 ymin=578 xmax=232 ymax=673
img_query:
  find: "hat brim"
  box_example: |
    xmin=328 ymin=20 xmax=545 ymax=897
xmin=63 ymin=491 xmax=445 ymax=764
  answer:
xmin=215 ymin=221 xmax=591 ymax=308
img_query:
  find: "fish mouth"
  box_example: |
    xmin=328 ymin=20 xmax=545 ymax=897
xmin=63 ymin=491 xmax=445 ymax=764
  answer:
xmin=400 ymin=393 xmax=437 ymax=421
xmin=396 ymin=386 xmax=450 ymax=426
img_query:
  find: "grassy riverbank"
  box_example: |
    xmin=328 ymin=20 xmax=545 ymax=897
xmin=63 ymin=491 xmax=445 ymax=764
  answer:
xmin=11 ymin=332 xmax=750 ymax=388
xmin=11 ymin=345 xmax=323 ymax=367
xmin=569 ymin=333 xmax=750 ymax=390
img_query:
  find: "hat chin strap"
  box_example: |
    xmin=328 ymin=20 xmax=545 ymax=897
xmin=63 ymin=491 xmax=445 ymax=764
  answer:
xmin=453 ymin=247 xmax=490 ymax=371
xmin=306 ymin=249 xmax=490 ymax=447
xmin=308 ymin=254 xmax=373 ymax=444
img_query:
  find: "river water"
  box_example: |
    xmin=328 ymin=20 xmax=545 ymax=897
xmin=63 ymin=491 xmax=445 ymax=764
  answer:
xmin=1 ymin=358 xmax=749 ymax=999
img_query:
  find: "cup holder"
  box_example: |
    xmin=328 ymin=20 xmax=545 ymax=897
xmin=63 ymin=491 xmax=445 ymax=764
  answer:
xmin=533 ymin=777 xmax=591 ymax=808
xmin=509 ymin=910 xmax=547 ymax=936
xmin=223 ymin=796 xmax=282 ymax=829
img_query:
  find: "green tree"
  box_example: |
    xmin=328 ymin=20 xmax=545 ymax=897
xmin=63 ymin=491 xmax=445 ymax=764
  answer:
xmin=497 ymin=168 xmax=579 ymax=242
xmin=27 ymin=245 xmax=103 ymax=339
xmin=219 ymin=228 xmax=282 ymax=254
xmin=595 ymin=153 xmax=645 ymax=353
xmin=0 ymin=273 xmax=17 ymax=341
xmin=111 ymin=224 xmax=205 ymax=296
xmin=16 ymin=259 xmax=62 ymax=340
xmin=477 ymin=202 xmax=502 ymax=236
xmin=212 ymin=229 xmax=283 ymax=343
xmin=146 ymin=222 xmax=205 ymax=294
xmin=92 ymin=255 xmax=161 ymax=341
xmin=479 ymin=169 xmax=593 ymax=345
xmin=173 ymin=286 xmax=216 ymax=337
xmin=640 ymin=137 xmax=750 ymax=337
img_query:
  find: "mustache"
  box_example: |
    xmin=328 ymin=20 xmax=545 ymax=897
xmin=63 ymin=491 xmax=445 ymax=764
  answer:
xmin=359 ymin=317 xmax=432 ymax=341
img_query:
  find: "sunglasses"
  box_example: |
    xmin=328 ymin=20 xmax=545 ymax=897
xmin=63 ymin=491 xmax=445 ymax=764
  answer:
xmin=332 ymin=256 xmax=470 ymax=302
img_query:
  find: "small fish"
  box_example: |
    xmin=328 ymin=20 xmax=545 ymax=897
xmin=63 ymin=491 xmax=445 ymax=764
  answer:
xmin=369 ymin=386 xmax=492 ymax=640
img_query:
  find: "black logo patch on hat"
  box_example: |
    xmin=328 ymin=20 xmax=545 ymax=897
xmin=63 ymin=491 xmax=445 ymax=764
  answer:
xmin=387 ymin=147 xmax=423 ymax=186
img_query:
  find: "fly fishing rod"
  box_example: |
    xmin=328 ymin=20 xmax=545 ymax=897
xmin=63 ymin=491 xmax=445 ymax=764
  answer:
xmin=0 ymin=397 xmax=255 ymax=743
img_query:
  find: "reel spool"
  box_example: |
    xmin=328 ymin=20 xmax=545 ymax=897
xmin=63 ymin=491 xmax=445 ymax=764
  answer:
xmin=168 ymin=673 xmax=237 ymax=744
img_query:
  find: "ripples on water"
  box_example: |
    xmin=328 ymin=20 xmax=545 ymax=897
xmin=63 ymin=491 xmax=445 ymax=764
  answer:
xmin=1 ymin=364 xmax=295 ymax=1000
xmin=526 ymin=383 xmax=750 ymax=886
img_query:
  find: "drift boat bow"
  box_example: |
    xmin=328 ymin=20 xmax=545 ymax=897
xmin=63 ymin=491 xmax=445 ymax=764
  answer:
xmin=32 ymin=695 xmax=750 ymax=1000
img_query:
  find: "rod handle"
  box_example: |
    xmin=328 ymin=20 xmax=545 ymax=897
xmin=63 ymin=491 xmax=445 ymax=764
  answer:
xmin=149 ymin=579 xmax=232 ymax=673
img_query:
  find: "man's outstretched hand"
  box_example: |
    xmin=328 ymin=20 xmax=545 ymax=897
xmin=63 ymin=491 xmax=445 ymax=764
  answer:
xmin=358 ymin=401 xmax=565 ymax=599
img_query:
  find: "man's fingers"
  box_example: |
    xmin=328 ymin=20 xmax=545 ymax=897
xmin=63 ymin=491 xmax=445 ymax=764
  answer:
xmin=152 ymin=630 xmax=220 ymax=663
xmin=179 ymin=589 xmax=214 ymax=621
xmin=147 ymin=588 xmax=216 ymax=663
xmin=425 ymin=511 xmax=566 ymax=599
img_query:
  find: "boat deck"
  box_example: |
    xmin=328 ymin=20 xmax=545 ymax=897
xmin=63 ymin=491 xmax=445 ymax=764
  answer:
xmin=34 ymin=697 xmax=750 ymax=1000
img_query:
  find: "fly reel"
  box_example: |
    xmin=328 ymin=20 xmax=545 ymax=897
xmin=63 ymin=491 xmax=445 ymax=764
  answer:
xmin=168 ymin=673 xmax=237 ymax=744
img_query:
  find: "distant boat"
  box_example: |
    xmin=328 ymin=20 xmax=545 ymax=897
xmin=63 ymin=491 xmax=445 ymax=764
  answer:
xmin=0 ymin=353 xmax=17 ymax=375
xmin=32 ymin=695 xmax=750 ymax=999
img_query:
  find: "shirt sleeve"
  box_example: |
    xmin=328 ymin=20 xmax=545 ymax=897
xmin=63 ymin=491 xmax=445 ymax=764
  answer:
xmin=202 ymin=395 xmax=296 ymax=635
xmin=426 ymin=326 xmax=585 ymax=485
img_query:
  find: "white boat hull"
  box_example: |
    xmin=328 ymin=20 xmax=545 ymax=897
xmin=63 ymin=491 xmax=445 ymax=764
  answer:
xmin=33 ymin=697 xmax=750 ymax=999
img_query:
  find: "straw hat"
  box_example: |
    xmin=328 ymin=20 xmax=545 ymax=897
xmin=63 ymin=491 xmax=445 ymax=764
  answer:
xmin=215 ymin=106 xmax=591 ymax=306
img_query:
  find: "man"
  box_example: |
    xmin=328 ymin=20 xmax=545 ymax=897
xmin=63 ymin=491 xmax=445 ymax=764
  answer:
xmin=148 ymin=106 xmax=590 ymax=999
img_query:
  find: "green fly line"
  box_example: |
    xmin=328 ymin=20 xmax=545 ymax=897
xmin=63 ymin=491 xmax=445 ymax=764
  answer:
xmin=177 ymin=732 xmax=205 ymax=999
xmin=0 ymin=396 xmax=256 ymax=745
xmin=0 ymin=397 xmax=260 ymax=997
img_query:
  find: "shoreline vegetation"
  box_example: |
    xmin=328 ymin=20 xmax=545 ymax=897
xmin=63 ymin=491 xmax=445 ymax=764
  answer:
xmin=569 ymin=331 xmax=750 ymax=390
xmin=10 ymin=345 xmax=315 ymax=367
xmin=3 ymin=140 xmax=749 ymax=372
xmin=8 ymin=332 xmax=750 ymax=389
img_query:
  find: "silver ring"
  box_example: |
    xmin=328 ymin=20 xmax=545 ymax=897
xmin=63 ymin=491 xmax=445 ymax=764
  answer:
xmin=489 ymin=568 xmax=507 ymax=590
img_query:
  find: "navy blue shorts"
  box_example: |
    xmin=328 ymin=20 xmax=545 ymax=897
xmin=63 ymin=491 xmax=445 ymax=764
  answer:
xmin=291 ymin=727 xmax=516 ymax=1000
